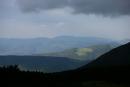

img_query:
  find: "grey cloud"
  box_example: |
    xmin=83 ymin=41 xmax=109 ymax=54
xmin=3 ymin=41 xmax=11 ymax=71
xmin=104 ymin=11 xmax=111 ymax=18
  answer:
xmin=17 ymin=0 xmax=68 ymax=12
xmin=17 ymin=0 xmax=130 ymax=16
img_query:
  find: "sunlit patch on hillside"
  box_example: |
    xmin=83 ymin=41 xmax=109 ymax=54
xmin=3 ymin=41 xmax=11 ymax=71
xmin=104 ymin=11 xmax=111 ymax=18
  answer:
xmin=76 ymin=48 xmax=93 ymax=56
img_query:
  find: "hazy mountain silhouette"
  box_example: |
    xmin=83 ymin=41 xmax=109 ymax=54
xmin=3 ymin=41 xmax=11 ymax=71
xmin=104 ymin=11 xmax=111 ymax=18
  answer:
xmin=0 ymin=36 xmax=115 ymax=55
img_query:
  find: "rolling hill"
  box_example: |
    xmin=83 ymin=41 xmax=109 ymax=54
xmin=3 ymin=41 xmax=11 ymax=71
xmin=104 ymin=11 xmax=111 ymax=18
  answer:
xmin=0 ymin=56 xmax=87 ymax=72
xmin=42 ymin=44 xmax=118 ymax=61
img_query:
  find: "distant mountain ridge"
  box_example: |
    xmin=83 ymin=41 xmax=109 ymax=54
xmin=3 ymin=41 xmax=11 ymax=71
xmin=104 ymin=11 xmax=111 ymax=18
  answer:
xmin=0 ymin=36 xmax=115 ymax=55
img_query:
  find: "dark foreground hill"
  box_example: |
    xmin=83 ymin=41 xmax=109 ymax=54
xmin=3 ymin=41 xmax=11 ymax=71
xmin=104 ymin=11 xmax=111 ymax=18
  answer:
xmin=0 ymin=43 xmax=130 ymax=87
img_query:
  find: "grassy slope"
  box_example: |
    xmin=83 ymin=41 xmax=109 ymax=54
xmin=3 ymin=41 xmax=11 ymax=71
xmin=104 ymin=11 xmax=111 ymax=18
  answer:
xmin=42 ymin=44 xmax=115 ymax=61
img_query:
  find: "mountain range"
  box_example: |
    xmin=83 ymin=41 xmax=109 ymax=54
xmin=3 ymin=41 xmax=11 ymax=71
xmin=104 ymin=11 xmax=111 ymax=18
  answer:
xmin=0 ymin=36 xmax=121 ymax=72
xmin=0 ymin=42 xmax=129 ymax=87
xmin=0 ymin=36 xmax=116 ymax=55
xmin=0 ymin=42 xmax=118 ymax=72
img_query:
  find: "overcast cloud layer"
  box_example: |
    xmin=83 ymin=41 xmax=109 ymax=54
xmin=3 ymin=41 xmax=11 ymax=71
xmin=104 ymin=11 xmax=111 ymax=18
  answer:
xmin=0 ymin=0 xmax=130 ymax=40
xmin=17 ymin=0 xmax=130 ymax=16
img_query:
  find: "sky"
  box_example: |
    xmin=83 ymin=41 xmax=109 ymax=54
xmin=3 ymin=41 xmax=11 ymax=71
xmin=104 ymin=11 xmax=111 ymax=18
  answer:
xmin=0 ymin=0 xmax=130 ymax=40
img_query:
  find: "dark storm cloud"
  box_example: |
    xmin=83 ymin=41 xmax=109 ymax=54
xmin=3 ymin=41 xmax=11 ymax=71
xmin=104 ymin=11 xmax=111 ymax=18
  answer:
xmin=71 ymin=0 xmax=130 ymax=16
xmin=17 ymin=0 xmax=130 ymax=16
